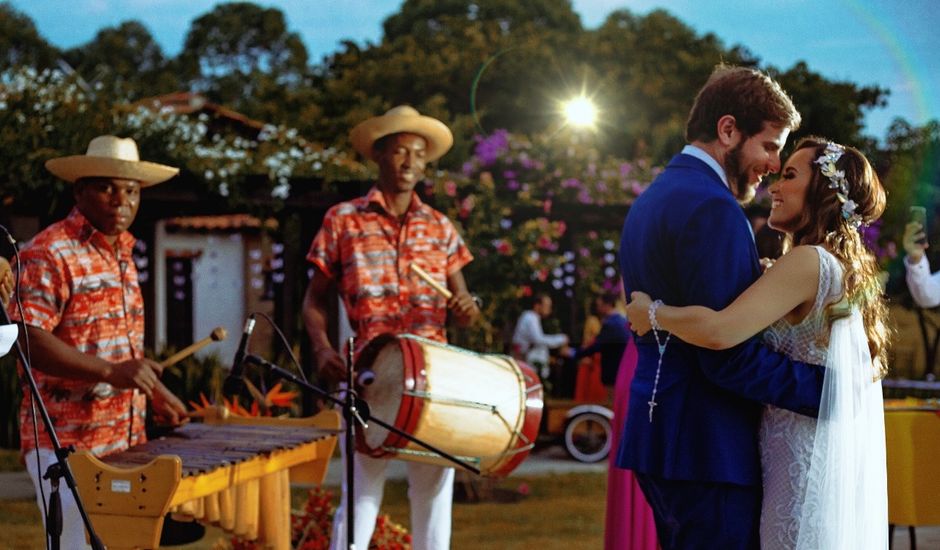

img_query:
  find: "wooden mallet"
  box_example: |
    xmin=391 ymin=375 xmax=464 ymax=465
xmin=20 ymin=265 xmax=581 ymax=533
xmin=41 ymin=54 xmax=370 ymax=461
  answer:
xmin=161 ymin=326 xmax=228 ymax=368
xmin=409 ymin=263 xmax=453 ymax=299
xmin=410 ymin=263 xmax=494 ymax=337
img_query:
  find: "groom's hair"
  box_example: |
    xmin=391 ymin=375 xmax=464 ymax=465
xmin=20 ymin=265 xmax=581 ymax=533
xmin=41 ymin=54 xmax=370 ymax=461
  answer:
xmin=686 ymin=64 xmax=801 ymax=142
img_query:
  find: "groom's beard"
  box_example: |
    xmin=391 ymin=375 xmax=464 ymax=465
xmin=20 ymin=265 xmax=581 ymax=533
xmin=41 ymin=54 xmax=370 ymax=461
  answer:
xmin=725 ymin=141 xmax=757 ymax=205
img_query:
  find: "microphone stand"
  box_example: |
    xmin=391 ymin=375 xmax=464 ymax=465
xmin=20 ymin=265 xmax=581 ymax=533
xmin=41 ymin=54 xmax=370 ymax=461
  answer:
xmin=242 ymin=344 xmax=481 ymax=550
xmin=343 ymin=339 xmax=357 ymax=549
xmin=0 ymin=308 xmax=105 ymax=550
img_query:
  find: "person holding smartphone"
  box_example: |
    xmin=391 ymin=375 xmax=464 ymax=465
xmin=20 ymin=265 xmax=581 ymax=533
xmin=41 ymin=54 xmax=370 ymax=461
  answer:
xmin=903 ymin=205 xmax=940 ymax=307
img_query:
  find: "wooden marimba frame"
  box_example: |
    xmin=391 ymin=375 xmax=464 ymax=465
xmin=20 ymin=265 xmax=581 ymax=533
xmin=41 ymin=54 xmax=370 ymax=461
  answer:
xmin=70 ymin=407 xmax=340 ymax=550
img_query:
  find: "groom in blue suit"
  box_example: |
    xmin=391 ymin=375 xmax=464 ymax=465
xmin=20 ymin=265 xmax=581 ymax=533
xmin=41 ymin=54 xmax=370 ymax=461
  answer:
xmin=617 ymin=66 xmax=825 ymax=549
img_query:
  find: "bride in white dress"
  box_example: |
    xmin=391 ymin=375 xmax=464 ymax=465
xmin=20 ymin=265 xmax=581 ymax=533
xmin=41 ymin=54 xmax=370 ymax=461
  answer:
xmin=625 ymin=137 xmax=889 ymax=550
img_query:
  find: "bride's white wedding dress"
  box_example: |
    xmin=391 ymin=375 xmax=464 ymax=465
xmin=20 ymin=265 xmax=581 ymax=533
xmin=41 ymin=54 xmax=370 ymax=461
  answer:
xmin=759 ymin=246 xmax=888 ymax=550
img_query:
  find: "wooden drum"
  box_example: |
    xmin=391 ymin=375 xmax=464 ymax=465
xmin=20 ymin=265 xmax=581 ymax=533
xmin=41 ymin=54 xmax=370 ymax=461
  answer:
xmin=356 ymin=334 xmax=543 ymax=477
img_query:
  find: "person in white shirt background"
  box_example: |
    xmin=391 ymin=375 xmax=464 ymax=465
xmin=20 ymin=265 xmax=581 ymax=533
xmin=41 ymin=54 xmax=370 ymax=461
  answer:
xmin=511 ymin=293 xmax=568 ymax=392
xmin=903 ymin=217 xmax=940 ymax=308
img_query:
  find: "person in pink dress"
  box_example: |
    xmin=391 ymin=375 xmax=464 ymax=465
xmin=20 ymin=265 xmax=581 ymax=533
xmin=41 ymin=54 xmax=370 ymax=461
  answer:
xmin=605 ymin=329 xmax=659 ymax=550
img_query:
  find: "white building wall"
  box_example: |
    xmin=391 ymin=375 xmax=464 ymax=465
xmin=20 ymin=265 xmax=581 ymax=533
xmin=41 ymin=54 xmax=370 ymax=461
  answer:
xmin=154 ymin=221 xmax=245 ymax=364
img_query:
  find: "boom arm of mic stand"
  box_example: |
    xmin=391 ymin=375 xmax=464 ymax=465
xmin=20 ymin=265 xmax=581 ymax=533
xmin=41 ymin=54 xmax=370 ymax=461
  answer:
xmin=243 ymin=354 xmax=482 ymax=475
xmin=0 ymin=309 xmax=106 ymax=550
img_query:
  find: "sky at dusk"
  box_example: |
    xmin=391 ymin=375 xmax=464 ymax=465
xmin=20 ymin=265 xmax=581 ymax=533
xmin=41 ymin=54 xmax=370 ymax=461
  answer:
xmin=8 ymin=0 xmax=939 ymax=140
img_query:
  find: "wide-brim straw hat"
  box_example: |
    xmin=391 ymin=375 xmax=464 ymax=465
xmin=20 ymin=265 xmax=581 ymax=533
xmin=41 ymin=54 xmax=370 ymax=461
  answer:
xmin=349 ymin=105 xmax=453 ymax=162
xmin=45 ymin=135 xmax=179 ymax=187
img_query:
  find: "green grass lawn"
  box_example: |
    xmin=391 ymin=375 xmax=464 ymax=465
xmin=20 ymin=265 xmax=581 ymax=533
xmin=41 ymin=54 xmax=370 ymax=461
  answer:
xmin=0 ymin=470 xmax=606 ymax=549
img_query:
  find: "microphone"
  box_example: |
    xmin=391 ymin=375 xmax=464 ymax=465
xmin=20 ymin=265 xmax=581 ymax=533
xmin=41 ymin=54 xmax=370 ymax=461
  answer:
xmin=223 ymin=315 xmax=256 ymax=395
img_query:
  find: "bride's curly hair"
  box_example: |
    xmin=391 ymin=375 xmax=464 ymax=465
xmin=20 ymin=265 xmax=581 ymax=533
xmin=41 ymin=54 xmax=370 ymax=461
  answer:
xmin=783 ymin=136 xmax=890 ymax=377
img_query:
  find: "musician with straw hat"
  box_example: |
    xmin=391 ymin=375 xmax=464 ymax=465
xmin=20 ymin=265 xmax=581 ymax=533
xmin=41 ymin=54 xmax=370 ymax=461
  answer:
xmin=303 ymin=106 xmax=481 ymax=550
xmin=7 ymin=135 xmax=189 ymax=548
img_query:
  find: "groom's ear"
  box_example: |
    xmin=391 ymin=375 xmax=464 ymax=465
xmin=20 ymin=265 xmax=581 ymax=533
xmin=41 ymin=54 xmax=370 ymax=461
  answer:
xmin=716 ymin=115 xmax=740 ymax=147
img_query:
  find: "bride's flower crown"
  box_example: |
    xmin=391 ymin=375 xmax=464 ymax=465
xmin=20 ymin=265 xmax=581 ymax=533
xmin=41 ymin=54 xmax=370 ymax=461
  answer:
xmin=814 ymin=142 xmax=864 ymax=230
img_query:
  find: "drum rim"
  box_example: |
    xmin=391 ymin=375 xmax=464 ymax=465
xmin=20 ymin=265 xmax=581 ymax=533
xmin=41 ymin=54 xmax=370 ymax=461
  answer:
xmin=355 ymin=335 xmax=428 ymax=457
xmin=485 ymin=358 xmax=544 ymax=477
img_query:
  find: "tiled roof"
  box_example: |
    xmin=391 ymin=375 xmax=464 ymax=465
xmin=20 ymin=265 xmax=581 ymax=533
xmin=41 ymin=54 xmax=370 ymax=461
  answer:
xmin=135 ymin=92 xmax=266 ymax=131
xmin=164 ymin=214 xmax=278 ymax=231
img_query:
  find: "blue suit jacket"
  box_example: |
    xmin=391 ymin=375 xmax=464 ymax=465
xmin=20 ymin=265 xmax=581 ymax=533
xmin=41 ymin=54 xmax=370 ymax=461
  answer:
xmin=616 ymin=153 xmax=824 ymax=487
xmin=573 ymin=312 xmax=630 ymax=385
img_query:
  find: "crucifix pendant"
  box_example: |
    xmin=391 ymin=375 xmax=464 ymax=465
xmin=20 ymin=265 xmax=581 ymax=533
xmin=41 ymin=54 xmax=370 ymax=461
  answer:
xmin=647 ymin=399 xmax=657 ymax=422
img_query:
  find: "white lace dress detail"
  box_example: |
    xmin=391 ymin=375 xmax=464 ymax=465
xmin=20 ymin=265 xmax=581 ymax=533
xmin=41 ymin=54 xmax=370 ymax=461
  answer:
xmin=759 ymin=247 xmax=843 ymax=550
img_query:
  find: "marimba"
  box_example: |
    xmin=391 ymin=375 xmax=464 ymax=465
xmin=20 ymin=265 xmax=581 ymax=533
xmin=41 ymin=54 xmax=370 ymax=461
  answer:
xmin=71 ymin=408 xmax=340 ymax=550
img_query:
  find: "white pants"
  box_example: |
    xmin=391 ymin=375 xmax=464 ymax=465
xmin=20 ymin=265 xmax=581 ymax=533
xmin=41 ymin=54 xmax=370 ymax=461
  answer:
xmin=25 ymin=448 xmax=92 ymax=550
xmin=329 ymin=437 xmax=454 ymax=550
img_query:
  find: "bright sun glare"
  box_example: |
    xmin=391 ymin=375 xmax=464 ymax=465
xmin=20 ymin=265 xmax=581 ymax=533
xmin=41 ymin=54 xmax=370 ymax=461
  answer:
xmin=562 ymin=96 xmax=598 ymax=129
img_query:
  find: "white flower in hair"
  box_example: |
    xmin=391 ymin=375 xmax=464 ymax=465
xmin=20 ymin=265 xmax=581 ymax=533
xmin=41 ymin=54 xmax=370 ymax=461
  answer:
xmin=815 ymin=142 xmax=863 ymax=230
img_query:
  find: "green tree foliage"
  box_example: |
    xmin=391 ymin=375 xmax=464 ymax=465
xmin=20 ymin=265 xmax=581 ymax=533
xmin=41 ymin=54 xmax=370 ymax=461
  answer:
xmin=585 ymin=9 xmax=754 ymax=161
xmin=62 ymin=21 xmax=180 ymax=101
xmin=305 ymin=2 xmax=889 ymax=167
xmin=177 ymin=2 xmax=310 ymax=122
xmin=772 ymin=61 xmax=888 ymax=149
xmin=383 ymin=0 xmax=583 ymax=40
xmin=877 ymin=119 xmax=940 ymax=236
xmin=307 ymin=1 xmax=588 ymax=167
xmin=0 ymin=68 xmax=115 ymax=217
xmin=0 ymin=2 xmax=58 ymax=71
xmin=0 ymin=67 xmax=367 ymax=217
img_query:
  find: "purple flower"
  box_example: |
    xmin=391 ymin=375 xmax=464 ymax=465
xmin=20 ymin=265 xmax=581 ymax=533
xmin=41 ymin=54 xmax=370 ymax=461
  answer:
xmin=473 ymin=129 xmax=510 ymax=166
xmin=619 ymin=162 xmax=633 ymax=177
xmin=507 ymin=180 xmax=520 ymax=191
xmin=562 ymin=177 xmax=581 ymax=189
xmin=859 ymin=220 xmax=882 ymax=250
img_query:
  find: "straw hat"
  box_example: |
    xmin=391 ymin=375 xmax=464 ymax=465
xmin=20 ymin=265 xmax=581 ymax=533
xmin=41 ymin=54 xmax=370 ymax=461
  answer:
xmin=349 ymin=105 xmax=453 ymax=162
xmin=45 ymin=135 xmax=179 ymax=187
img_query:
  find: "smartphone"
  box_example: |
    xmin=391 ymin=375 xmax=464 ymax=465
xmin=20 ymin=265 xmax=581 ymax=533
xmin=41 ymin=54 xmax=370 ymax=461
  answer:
xmin=910 ymin=206 xmax=928 ymax=245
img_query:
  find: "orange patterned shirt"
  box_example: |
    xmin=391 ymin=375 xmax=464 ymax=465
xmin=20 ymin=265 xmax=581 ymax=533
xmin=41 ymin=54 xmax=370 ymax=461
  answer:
xmin=10 ymin=208 xmax=147 ymax=457
xmin=307 ymin=188 xmax=473 ymax=345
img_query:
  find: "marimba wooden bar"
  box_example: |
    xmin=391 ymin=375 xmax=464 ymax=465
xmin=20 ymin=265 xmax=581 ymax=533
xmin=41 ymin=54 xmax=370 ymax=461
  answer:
xmin=71 ymin=408 xmax=340 ymax=550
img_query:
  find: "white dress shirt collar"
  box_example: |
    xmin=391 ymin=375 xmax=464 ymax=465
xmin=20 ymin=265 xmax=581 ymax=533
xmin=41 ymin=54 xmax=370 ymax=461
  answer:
xmin=681 ymin=144 xmax=729 ymax=189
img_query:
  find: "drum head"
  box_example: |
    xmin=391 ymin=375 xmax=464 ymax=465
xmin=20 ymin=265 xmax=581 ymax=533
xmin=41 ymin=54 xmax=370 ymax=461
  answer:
xmin=357 ymin=338 xmax=414 ymax=453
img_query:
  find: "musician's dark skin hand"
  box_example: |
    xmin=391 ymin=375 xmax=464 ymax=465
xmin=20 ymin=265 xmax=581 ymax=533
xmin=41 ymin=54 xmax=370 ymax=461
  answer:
xmin=151 ymin=381 xmax=188 ymax=426
xmin=448 ymin=292 xmax=480 ymax=326
xmin=0 ymin=256 xmax=12 ymax=306
xmin=446 ymin=271 xmax=480 ymax=327
xmin=315 ymin=346 xmax=348 ymax=385
xmin=23 ymin=326 xmax=164 ymax=398
xmin=105 ymin=358 xmax=164 ymax=398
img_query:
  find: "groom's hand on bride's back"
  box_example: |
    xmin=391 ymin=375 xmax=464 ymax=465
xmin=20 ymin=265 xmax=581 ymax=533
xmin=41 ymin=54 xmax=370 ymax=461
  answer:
xmin=626 ymin=291 xmax=653 ymax=335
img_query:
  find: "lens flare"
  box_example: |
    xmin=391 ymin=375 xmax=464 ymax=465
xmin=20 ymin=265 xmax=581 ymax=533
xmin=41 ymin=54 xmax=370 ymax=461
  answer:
xmin=562 ymin=96 xmax=598 ymax=129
